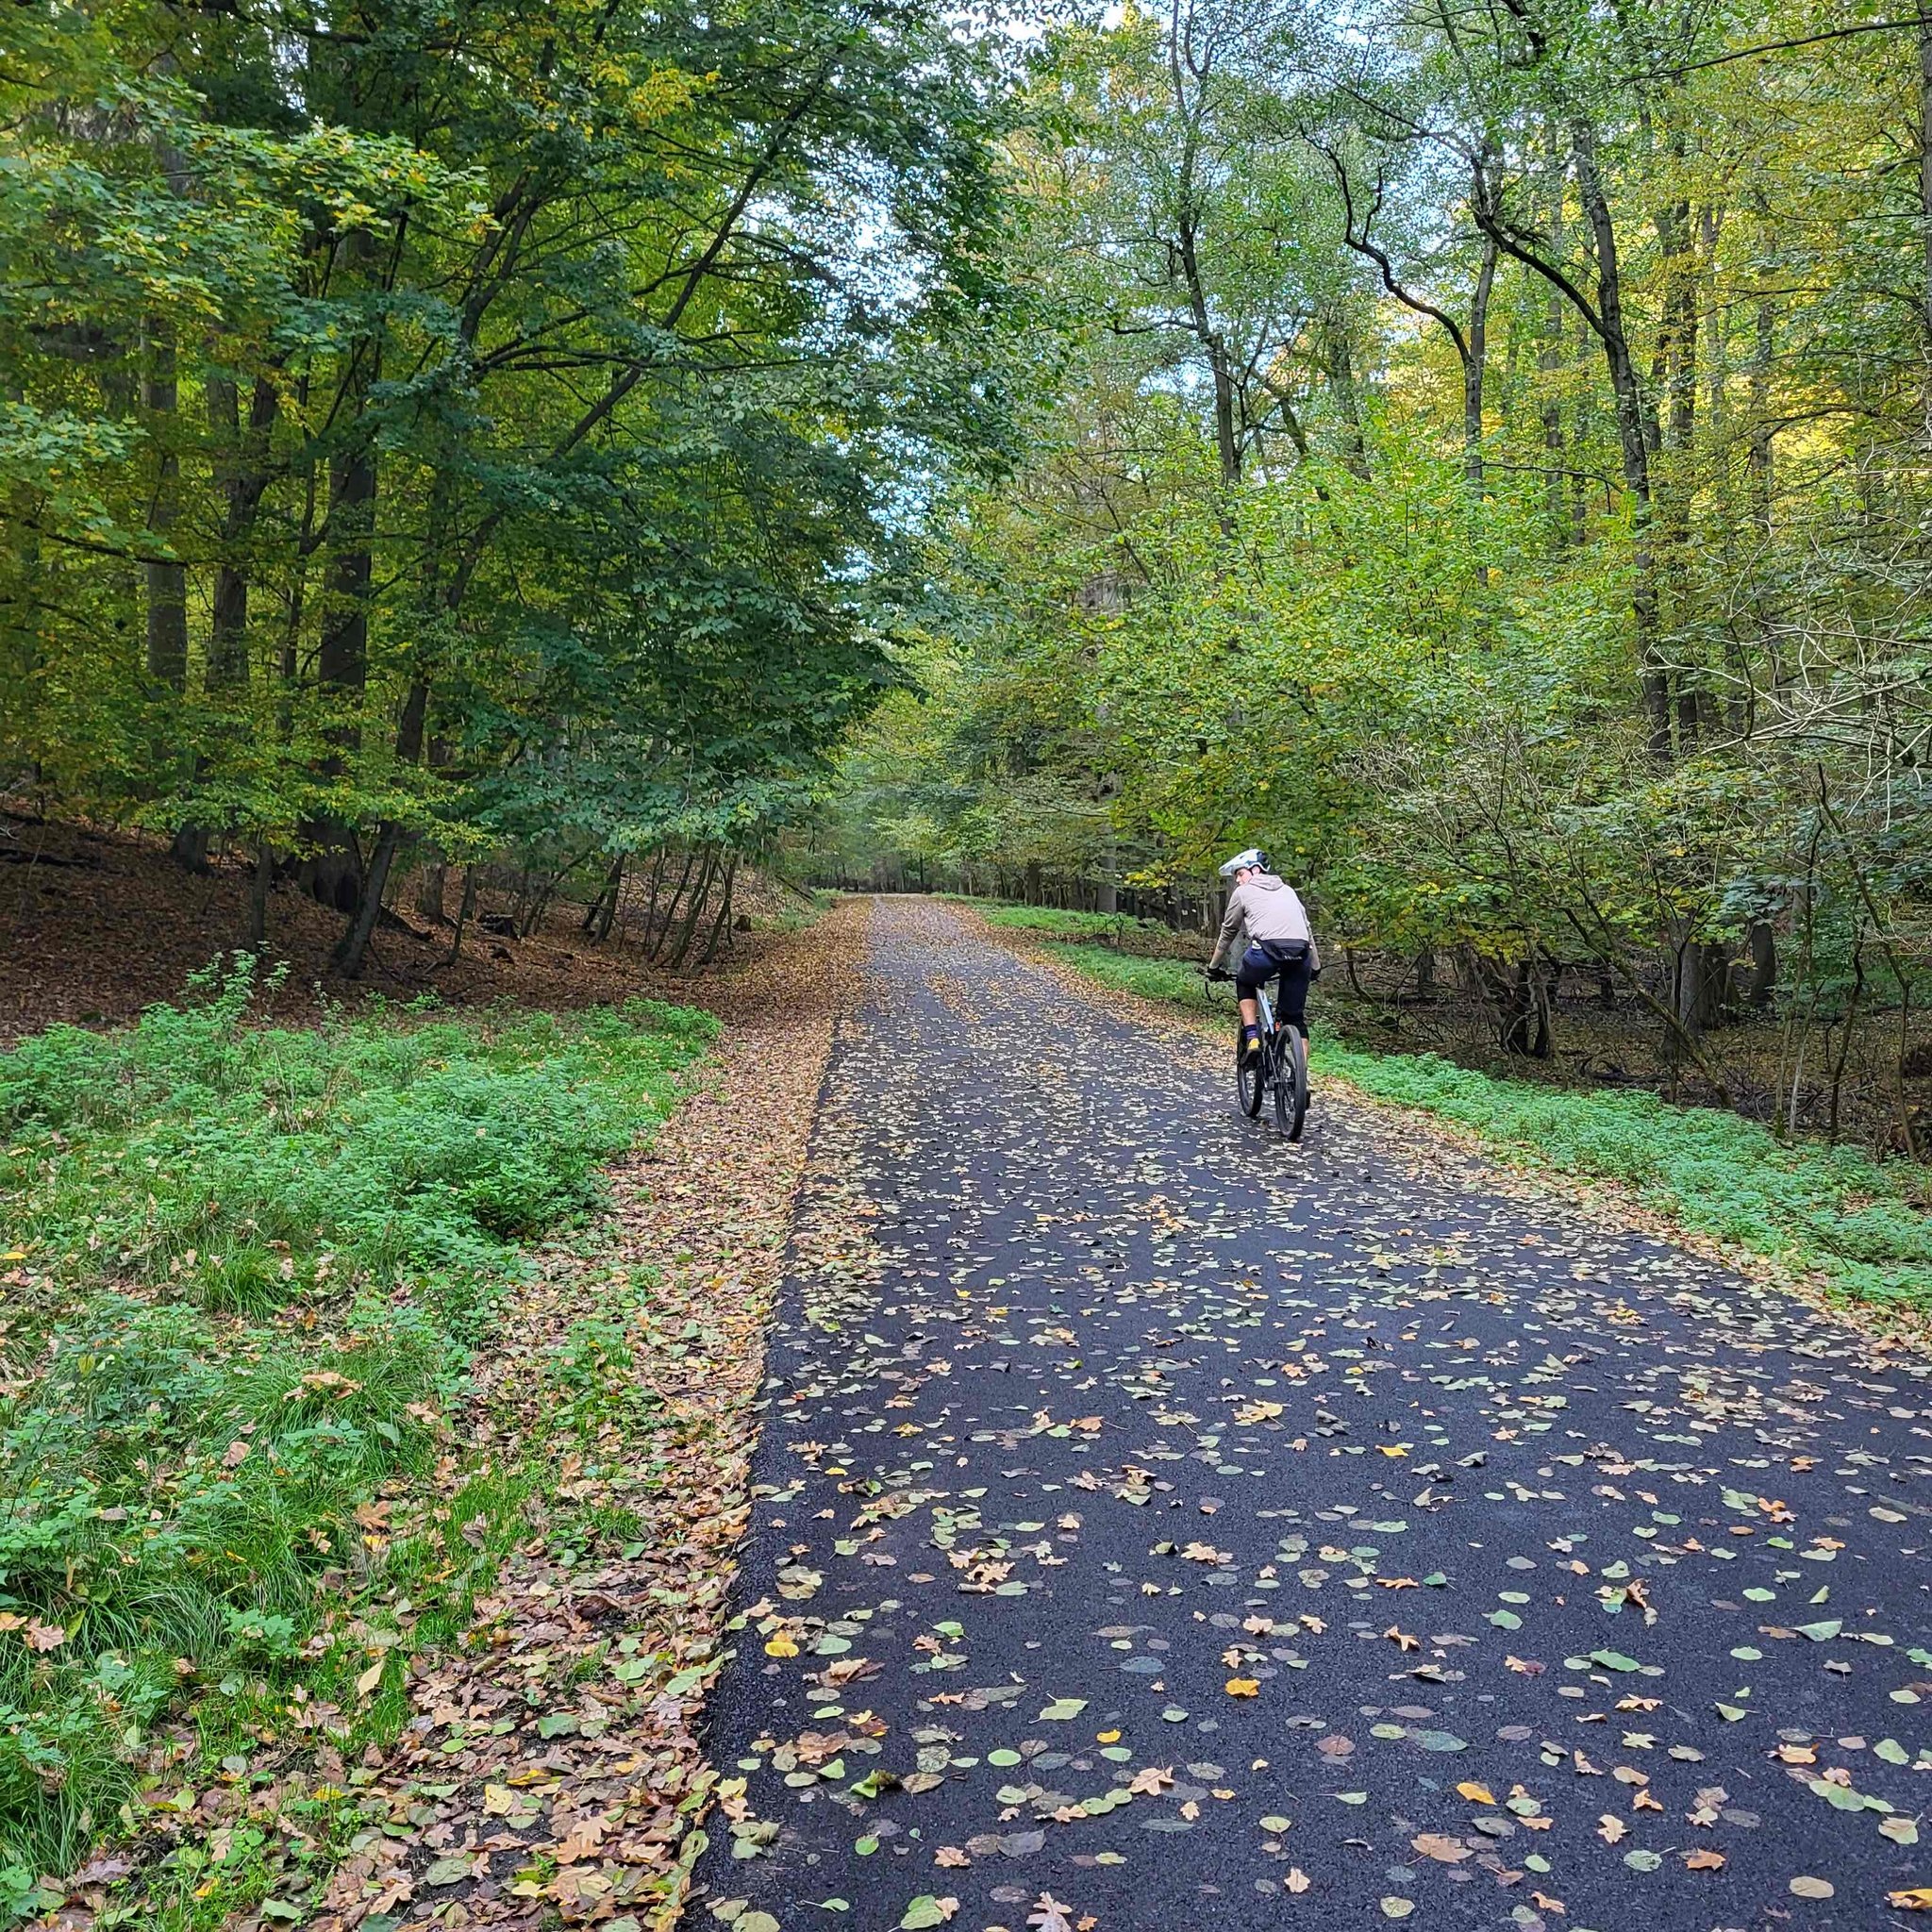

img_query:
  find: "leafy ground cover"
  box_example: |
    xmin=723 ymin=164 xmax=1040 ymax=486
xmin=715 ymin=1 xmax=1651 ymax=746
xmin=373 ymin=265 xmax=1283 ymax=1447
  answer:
xmin=0 ymin=958 xmax=715 ymax=1921
xmin=1036 ymin=940 xmax=1932 ymax=1313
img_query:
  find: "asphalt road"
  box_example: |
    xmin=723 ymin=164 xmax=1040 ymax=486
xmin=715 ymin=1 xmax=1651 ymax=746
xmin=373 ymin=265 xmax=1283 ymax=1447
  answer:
xmin=690 ymin=899 xmax=1931 ymax=1932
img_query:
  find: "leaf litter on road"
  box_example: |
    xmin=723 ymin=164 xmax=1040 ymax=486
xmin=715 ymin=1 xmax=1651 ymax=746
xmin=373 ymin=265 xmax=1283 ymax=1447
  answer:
xmin=686 ymin=901 xmax=1932 ymax=1931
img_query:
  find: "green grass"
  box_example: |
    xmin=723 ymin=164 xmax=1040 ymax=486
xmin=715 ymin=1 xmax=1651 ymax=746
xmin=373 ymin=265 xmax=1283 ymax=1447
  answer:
xmin=1041 ymin=941 xmax=1932 ymax=1311
xmin=950 ymin=899 xmax=1178 ymax=947
xmin=0 ymin=957 xmax=715 ymax=1912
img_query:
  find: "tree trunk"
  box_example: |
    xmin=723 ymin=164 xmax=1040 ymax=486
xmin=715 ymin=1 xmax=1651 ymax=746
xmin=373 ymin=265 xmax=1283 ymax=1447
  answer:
xmin=245 ymin=837 xmax=274 ymax=952
xmin=666 ymin=851 xmax=718 ymax=967
xmin=1572 ymin=120 xmax=1669 ymax=756
xmin=1744 ymin=921 xmax=1776 ymax=1009
xmin=335 ymin=821 xmax=401 ymax=976
xmin=308 ymin=229 xmax=382 ymax=916
xmin=1324 ymin=313 xmax=1372 ymax=480
xmin=650 ymin=849 xmax=698 ymax=962
xmin=1674 ymin=937 xmax=1727 ymax=1041
xmin=208 ymin=373 xmax=278 ymax=691
xmin=593 ymin=857 xmax=624 ymax=941
xmin=1464 ymin=237 xmax=1497 ymax=494
xmin=142 ymin=336 xmax=189 ymax=695
xmin=444 ymin=865 xmax=476 ymax=966
xmin=1919 ymin=17 xmax=1932 ymax=435
xmin=699 ymin=858 xmax=737 ymax=966
xmin=417 ymin=853 xmax=448 ymax=923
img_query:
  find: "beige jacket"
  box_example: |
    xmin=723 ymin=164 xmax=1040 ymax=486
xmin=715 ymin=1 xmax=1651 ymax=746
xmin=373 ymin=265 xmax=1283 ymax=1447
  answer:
xmin=1209 ymin=874 xmax=1321 ymax=973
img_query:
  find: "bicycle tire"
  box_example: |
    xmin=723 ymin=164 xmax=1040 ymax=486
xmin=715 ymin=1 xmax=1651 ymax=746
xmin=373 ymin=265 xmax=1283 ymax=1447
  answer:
xmin=1236 ymin=1026 xmax=1265 ymax=1117
xmin=1285 ymin=1028 xmax=1310 ymax=1141
xmin=1271 ymin=1031 xmax=1291 ymax=1133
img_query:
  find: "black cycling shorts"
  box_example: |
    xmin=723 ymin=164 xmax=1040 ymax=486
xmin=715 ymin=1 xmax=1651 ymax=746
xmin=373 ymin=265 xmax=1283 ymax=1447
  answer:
xmin=1235 ymin=939 xmax=1311 ymax=1034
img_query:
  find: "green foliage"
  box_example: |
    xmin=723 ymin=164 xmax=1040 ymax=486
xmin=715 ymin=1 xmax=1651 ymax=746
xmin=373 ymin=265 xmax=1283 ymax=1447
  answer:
xmin=0 ymin=964 xmax=711 ymax=1886
xmin=961 ymin=901 xmax=1174 ymax=945
xmin=1039 ymin=941 xmax=1931 ymax=1309
xmin=823 ymin=0 xmax=1932 ymax=1144
xmin=1 ymin=0 xmax=1018 ymax=954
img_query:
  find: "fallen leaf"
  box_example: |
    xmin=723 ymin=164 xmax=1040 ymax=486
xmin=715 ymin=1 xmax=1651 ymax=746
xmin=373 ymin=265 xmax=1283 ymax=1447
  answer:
xmin=899 ymin=1897 xmax=958 ymax=1930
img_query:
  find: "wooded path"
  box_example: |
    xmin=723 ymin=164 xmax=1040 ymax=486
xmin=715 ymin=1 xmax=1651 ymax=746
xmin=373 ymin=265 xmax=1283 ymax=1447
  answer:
xmin=692 ymin=899 xmax=1929 ymax=1932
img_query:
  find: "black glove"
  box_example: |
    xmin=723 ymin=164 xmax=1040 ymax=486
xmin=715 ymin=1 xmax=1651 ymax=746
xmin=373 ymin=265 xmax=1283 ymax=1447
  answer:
xmin=1204 ymin=966 xmax=1231 ymax=983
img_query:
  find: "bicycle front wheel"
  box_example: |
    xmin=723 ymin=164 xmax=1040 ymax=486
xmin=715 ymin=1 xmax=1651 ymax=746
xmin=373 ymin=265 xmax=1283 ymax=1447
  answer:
xmin=1271 ymin=1032 xmax=1292 ymax=1133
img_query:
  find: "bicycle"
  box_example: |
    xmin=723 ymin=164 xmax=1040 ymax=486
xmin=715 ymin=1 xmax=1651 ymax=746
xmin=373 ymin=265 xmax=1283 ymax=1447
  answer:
xmin=1206 ymin=966 xmax=1310 ymax=1140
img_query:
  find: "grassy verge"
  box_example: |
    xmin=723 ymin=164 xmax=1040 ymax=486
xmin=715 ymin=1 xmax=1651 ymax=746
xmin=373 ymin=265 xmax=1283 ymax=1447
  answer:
xmin=0 ymin=958 xmax=715 ymax=1920
xmin=944 ymin=898 xmax=1183 ymax=949
xmin=1038 ymin=940 xmax=1932 ymax=1313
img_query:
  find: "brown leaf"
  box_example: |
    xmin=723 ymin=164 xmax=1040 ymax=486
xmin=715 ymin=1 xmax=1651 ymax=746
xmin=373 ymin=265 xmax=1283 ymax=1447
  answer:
xmin=1683 ymin=1850 xmax=1725 ymax=1872
xmin=1411 ymin=1834 xmax=1473 ymax=1864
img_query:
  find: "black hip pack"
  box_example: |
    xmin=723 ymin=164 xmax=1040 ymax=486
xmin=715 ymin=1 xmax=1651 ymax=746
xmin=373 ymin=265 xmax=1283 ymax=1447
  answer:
xmin=1257 ymin=939 xmax=1309 ymax=965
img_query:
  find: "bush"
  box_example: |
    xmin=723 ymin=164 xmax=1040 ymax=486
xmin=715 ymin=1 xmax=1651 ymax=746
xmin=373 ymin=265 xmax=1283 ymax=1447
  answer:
xmin=0 ymin=959 xmax=714 ymax=1886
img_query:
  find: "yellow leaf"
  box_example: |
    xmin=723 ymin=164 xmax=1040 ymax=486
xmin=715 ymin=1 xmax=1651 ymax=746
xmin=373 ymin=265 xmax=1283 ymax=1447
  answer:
xmin=355 ymin=1658 xmax=385 ymax=1697
xmin=1455 ymin=1782 xmax=1494 ymax=1805
xmin=1225 ymin=1677 xmax=1260 ymax=1697
xmin=483 ymin=1784 xmax=518 ymax=1816
xmin=1096 ymin=1729 xmax=1121 ymax=1742
xmin=764 ymin=1634 xmax=798 ymax=1657
xmin=1886 ymin=1890 xmax=1932 ymax=1912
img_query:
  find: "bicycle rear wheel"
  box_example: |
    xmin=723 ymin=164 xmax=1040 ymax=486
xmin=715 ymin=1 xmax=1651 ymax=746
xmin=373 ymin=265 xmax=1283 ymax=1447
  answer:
xmin=1283 ymin=1027 xmax=1309 ymax=1141
xmin=1236 ymin=1025 xmax=1265 ymax=1117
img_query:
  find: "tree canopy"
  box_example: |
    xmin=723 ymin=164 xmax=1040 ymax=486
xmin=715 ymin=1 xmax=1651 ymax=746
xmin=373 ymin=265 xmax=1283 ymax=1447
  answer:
xmin=2 ymin=0 xmax=1014 ymax=966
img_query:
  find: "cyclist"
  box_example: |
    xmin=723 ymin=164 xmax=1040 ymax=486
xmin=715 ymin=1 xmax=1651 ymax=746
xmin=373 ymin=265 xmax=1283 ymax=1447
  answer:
xmin=1206 ymin=848 xmax=1320 ymax=1064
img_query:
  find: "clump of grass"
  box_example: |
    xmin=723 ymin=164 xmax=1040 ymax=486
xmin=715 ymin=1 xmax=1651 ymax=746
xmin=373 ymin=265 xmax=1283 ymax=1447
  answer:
xmin=1040 ymin=940 xmax=1932 ymax=1310
xmin=0 ymin=957 xmax=714 ymax=1901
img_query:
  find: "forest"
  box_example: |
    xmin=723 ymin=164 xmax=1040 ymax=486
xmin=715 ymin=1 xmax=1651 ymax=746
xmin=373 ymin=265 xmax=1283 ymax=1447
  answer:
xmin=7 ymin=6 xmax=1932 ymax=1925
xmin=4 ymin=0 xmax=1930 ymax=1140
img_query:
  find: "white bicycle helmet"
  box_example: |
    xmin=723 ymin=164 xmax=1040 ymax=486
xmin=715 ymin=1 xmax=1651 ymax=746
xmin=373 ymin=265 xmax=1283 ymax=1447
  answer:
xmin=1218 ymin=847 xmax=1271 ymax=878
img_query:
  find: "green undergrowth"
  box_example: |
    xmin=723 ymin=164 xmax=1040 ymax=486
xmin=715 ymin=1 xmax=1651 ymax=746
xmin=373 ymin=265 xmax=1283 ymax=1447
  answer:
xmin=949 ymin=897 xmax=1176 ymax=946
xmin=0 ymin=958 xmax=715 ymax=1914
xmin=1040 ymin=940 xmax=1932 ymax=1312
